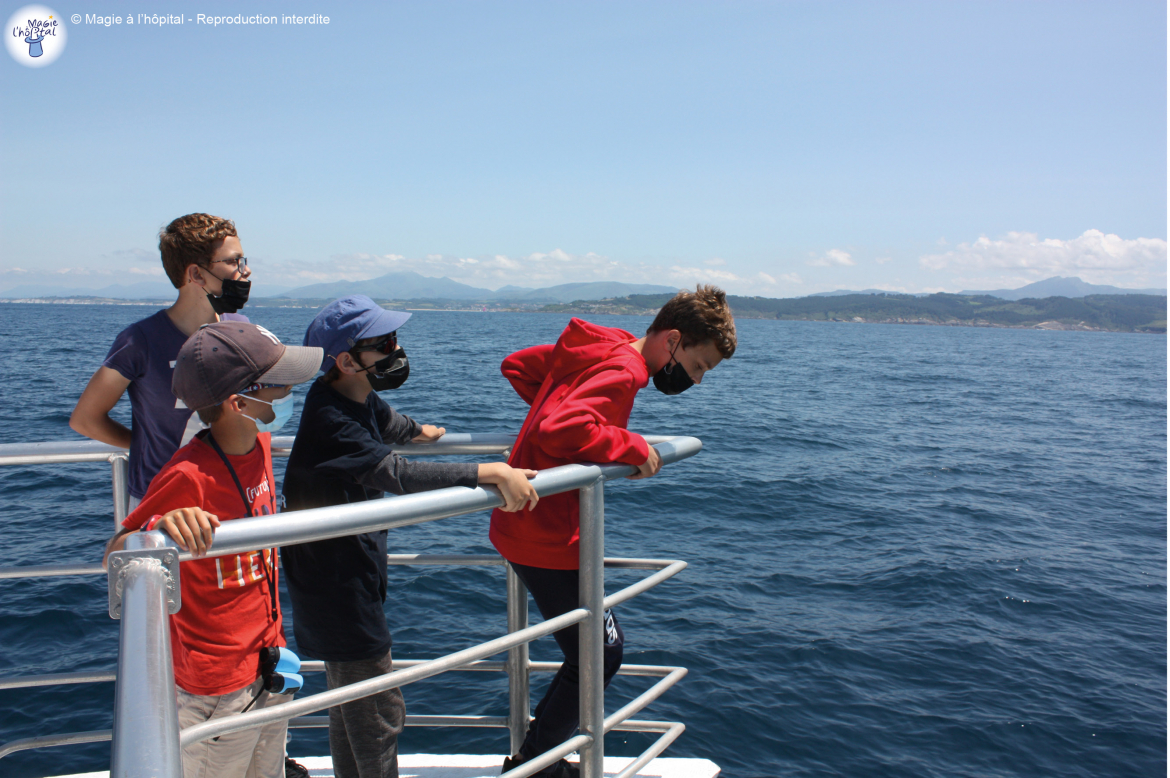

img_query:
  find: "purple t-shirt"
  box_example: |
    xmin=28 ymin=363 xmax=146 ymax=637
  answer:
xmin=103 ymin=309 xmax=248 ymax=498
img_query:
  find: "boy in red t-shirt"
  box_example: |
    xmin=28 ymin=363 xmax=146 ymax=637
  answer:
xmin=104 ymin=321 xmax=323 ymax=778
xmin=491 ymin=286 xmax=737 ymax=777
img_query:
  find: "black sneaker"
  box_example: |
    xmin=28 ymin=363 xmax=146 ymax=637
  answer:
xmin=500 ymin=752 xmax=579 ymax=778
xmin=285 ymin=756 xmax=311 ymax=778
xmin=549 ymin=760 xmax=580 ymax=778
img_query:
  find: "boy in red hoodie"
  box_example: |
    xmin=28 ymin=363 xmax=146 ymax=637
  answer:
xmin=491 ymin=285 xmax=737 ymax=777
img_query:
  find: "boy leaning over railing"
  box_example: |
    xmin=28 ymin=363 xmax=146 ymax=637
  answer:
xmin=103 ymin=321 xmax=323 ymax=778
xmin=491 ymin=285 xmax=737 ymax=777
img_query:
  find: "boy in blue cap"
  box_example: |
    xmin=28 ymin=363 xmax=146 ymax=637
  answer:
xmin=281 ymin=295 xmax=538 ymax=778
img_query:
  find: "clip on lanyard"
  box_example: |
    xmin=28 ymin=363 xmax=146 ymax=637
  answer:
xmin=205 ymin=432 xmax=279 ymax=622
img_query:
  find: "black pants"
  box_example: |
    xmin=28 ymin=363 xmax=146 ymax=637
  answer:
xmin=510 ymin=562 xmax=625 ymax=768
xmin=324 ymin=651 xmax=406 ymax=778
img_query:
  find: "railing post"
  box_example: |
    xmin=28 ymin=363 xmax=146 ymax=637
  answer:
xmin=578 ymin=477 xmax=605 ymax=778
xmin=506 ymin=563 xmax=530 ymax=755
xmin=110 ymin=454 xmax=130 ymax=531
xmin=110 ymin=532 xmax=182 ymax=777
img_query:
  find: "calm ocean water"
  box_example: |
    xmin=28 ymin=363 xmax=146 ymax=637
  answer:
xmin=0 ymin=302 xmax=1164 ymax=778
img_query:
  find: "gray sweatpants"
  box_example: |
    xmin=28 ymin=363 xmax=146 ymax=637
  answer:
xmin=324 ymin=651 xmax=405 ymax=778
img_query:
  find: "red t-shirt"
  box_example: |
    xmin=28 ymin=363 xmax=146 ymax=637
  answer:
xmin=123 ymin=432 xmax=284 ymax=696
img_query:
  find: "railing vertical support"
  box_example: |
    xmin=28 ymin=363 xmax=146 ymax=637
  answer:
xmin=110 ymin=454 xmax=130 ymax=530
xmin=506 ymin=562 xmax=531 ymax=755
xmin=110 ymin=533 xmax=182 ymax=777
xmin=578 ymin=477 xmax=606 ymax=778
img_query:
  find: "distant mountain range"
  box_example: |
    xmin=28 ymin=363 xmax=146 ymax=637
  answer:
xmin=0 ymin=281 xmax=182 ymax=299
xmin=808 ymin=277 xmax=1165 ymax=300
xmin=957 ymin=276 xmax=1165 ymax=300
xmin=0 ymin=273 xmax=678 ymax=304
xmin=266 ymin=273 xmax=679 ymax=303
xmin=809 ymin=288 xmax=910 ymax=297
xmin=3 ymin=273 xmax=1162 ymax=305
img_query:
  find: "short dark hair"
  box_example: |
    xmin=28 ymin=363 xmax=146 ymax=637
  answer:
xmin=159 ymin=213 xmax=238 ymax=289
xmin=196 ymin=403 xmax=224 ymax=425
xmin=647 ymin=284 xmax=737 ymax=359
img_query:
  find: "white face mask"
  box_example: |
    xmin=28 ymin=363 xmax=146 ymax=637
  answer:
xmin=240 ymin=393 xmax=294 ymax=433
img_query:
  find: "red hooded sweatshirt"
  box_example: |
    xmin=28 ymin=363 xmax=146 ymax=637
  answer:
xmin=490 ymin=318 xmax=651 ymax=569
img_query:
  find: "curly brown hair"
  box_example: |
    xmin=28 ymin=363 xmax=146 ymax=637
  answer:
xmin=159 ymin=213 xmax=238 ymax=289
xmin=647 ymin=284 xmax=737 ymax=359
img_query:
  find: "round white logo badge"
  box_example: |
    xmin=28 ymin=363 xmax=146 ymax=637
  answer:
xmin=6 ymin=5 xmax=67 ymax=67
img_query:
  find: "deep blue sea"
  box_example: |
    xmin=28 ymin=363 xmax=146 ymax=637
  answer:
xmin=0 ymin=303 xmax=1164 ymax=778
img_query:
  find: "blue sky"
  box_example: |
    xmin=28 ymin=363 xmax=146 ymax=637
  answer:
xmin=1 ymin=1 xmax=1165 ymax=296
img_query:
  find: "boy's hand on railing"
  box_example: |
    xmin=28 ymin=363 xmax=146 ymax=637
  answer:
xmin=628 ymin=445 xmax=663 ymax=480
xmin=411 ymin=425 xmax=447 ymax=443
xmin=478 ymin=463 xmax=539 ymax=512
xmin=156 ymin=507 xmax=221 ymax=556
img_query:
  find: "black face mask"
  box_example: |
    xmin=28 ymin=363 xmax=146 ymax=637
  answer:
xmin=206 ymin=277 xmax=251 ymax=315
xmin=362 ymin=346 xmax=410 ymax=391
xmin=652 ymin=342 xmax=694 ymax=395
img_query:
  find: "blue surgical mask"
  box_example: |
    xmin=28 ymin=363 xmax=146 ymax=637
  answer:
xmin=242 ymin=393 xmax=294 ymax=433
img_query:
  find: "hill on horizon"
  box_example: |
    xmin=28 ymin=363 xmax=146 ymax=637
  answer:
xmin=958 ymin=276 xmax=1165 ymax=300
xmin=808 ymin=277 xmax=1165 ymax=301
xmin=267 ymin=271 xmax=489 ymax=301
xmin=3 ymin=273 xmax=1163 ymax=305
xmin=265 ymin=272 xmax=678 ymax=302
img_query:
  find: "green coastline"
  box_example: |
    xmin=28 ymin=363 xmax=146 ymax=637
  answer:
xmin=2 ymin=292 xmax=1164 ymax=333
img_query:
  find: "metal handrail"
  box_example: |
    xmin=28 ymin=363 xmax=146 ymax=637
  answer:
xmin=1 ymin=433 xmax=704 ymax=778
xmin=0 ymin=665 xmax=687 ymax=761
xmin=0 ymin=433 xmax=684 ymax=465
xmin=0 ymin=558 xmax=683 ymax=704
xmin=173 ymin=560 xmax=689 ymax=747
xmin=0 ymin=553 xmax=681 ymax=581
xmin=114 ymin=437 xmax=700 ymax=563
xmin=0 ymin=432 xmax=681 ymax=531
xmin=0 ymin=655 xmax=684 ymax=691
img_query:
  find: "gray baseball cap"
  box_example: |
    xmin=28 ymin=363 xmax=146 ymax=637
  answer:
xmin=173 ymin=322 xmax=323 ymax=411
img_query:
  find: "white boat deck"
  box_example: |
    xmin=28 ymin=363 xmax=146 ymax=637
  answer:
xmin=51 ymin=753 xmax=721 ymax=778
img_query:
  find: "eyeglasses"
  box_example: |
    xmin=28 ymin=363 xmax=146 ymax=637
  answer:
xmin=209 ymin=256 xmax=249 ymax=272
xmin=350 ymin=332 xmax=398 ymax=355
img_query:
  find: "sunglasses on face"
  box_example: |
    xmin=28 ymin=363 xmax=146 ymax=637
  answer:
xmin=350 ymin=332 xmax=398 ymax=355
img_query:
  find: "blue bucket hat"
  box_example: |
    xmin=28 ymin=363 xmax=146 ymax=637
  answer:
xmin=304 ymin=295 xmax=412 ymax=371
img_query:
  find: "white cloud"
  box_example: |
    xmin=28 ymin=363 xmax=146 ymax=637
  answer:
xmin=13 ymin=245 xmax=813 ymax=298
xmin=807 ymin=249 xmax=855 ymax=267
xmin=258 ymin=249 xmax=631 ymax=290
xmin=875 ymin=256 xmax=892 ymax=265
xmin=919 ymin=229 xmax=1168 ymax=287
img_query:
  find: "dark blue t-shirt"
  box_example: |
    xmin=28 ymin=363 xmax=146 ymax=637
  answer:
xmin=102 ymin=309 xmax=247 ymax=498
